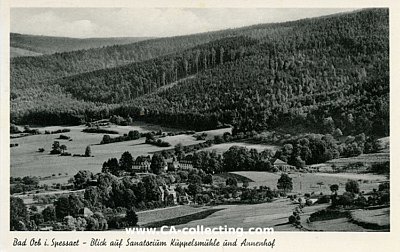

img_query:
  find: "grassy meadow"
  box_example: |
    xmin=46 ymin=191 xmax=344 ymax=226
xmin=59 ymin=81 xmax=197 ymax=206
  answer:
xmin=10 ymin=123 xmax=231 ymax=184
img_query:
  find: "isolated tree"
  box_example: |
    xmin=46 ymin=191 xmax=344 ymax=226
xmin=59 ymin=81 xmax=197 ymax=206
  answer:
xmin=50 ymin=141 xmax=61 ymax=154
xmin=330 ymin=184 xmax=339 ymax=194
xmin=345 ymin=180 xmax=360 ymax=194
xmin=60 ymin=145 xmax=67 ymax=154
xmin=51 ymin=141 xmax=59 ymax=149
xmin=85 ymin=145 xmax=92 ymax=157
xmin=277 ymin=173 xmax=293 ymax=192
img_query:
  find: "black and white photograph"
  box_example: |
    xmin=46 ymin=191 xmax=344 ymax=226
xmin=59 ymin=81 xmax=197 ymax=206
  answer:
xmin=6 ymin=6 xmax=391 ymax=234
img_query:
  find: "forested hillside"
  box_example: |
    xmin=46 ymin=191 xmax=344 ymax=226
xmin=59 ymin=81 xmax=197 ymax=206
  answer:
xmin=11 ymin=9 xmax=389 ymax=137
xmin=10 ymin=33 xmax=152 ymax=57
xmin=11 ymin=29 xmax=246 ymax=88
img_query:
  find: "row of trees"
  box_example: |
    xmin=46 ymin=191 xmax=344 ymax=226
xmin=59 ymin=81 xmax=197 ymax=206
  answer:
xmin=275 ymin=132 xmax=380 ymax=167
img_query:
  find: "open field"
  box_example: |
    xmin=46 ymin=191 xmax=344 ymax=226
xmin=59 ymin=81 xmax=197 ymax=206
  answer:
xmin=305 ymin=217 xmax=367 ymax=231
xmin=231 ymin=171 xmax=387 ymax=195
xmin=173 ymin=198 xmax=328 ymax=231
xmin=327 ymin=152 xmax=390 ymax=166
xmin=202 ymin=142 xmax=278 ymax=155
xmin=307 ymin=152 xmax=390 ymax=172
xmin=350 ymin=207 xmax=390 ymax=229
xmin=172 ymin=169 xmax=387 ymax=231
xmin=136 ymin=196 xmax=384 ymax=231
xmin=10 ymin=123 xmax=229 ymax=184
xmin=137 ymin=205 xmax=209 ymax=226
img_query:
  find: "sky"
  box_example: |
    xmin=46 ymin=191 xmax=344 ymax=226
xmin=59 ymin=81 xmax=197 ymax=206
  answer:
xmin=11 ymin=8 xmax=358 ymax=38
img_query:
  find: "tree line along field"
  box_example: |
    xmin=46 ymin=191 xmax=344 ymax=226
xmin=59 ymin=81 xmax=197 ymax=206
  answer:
xmin=202 ymin=142 xmax=279 ymax=155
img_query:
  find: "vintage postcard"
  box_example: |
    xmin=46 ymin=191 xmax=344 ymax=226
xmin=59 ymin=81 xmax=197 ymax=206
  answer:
xmin=0 ymin=0 xmax=399 ymax=251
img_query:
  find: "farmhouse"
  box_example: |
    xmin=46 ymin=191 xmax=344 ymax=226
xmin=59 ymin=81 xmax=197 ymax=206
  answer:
xmin=272 ymin=158 xmax=295 ymax=172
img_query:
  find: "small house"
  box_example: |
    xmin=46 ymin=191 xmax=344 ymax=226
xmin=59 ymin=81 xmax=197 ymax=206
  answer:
xmin=272 ymin=158 xmax=295 ymax=172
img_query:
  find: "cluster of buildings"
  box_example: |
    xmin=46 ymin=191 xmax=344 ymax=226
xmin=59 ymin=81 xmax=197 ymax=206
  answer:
xmin=132 ymin=158 xmax=193 ymax=173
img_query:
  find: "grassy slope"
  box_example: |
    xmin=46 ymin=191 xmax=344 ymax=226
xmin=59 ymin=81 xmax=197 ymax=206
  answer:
xmin=10 ymin=47 xmax=42 ymax=57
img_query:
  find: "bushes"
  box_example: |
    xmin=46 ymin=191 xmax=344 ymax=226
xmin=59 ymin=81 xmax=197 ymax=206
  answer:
xmin=50 ymin=149 xmax=62 ymax=155
xmin=58 ymin=134 xmax=70 ymax=140
xmin=369 ymin=162 xmax=390 ymax=174
xmin=125 ymin=208 xmax=138 ymax=226
xmin=83 ymin=127 xmax=119 ymax=134
xmin=100 ymin=130 xmax=142 ymax=144
xmin=10 ymin=124 xmax=22 ymax=134
xmin=316 ymin=195 xmax=331 ymax=204
xmin=345 ymin=180 xmax=360 ymax=194
xmin=23 ymin=126 xmax=41 ymax=135
xmin=145 ymin=137 xmax=171 ymax=147
xmin=45 ymin=128 xmax=70 ymax=134
xmin=309 ymin=209 xmax=349 ymax=222
xmin=288 ymin=212 xmax=301 ymax=226
xmin=226 ymin=177 xmax=238 ymax=187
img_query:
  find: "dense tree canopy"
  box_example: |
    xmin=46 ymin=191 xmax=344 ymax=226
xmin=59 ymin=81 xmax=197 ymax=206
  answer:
xmin=11 ymin=9 xmax=389 ymax=140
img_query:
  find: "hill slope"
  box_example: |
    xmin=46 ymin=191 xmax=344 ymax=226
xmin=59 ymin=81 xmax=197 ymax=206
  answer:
xmin=10 ymin=33 xmax=153 ymax=57
xmin=11 ymin=29 xmax=245 ymax=89
xmin=10 ymin=46 xmax=42 ymax=57
xmin=11 ymin=9 xmax=389 ymax=138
